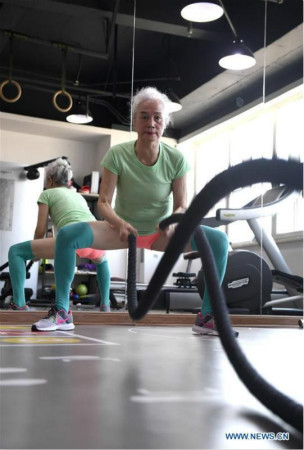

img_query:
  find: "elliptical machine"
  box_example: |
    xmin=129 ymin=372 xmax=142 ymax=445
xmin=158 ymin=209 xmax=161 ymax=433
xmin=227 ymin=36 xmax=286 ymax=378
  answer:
xmin=193 ymin=185 xmax=302 ymax=314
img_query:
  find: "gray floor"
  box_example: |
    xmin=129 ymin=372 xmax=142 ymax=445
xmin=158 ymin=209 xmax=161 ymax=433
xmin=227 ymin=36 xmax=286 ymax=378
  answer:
xmin=0 ymin=324 xmax=303 ymax=449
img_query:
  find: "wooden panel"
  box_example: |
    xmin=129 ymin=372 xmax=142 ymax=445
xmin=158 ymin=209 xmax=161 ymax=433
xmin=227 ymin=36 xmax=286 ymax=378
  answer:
xmin=0 ymin=311 xmax=301 ymax=327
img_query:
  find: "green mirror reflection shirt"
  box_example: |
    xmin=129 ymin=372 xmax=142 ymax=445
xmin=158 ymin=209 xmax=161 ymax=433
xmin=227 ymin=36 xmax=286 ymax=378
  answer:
xmin=38 ymin=187 xmax=96 ymax=230
xmin=101 ymin=140 xmax=190 ymax=236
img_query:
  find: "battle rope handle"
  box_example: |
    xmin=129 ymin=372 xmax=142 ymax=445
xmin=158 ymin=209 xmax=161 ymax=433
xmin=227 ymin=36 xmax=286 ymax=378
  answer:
xmin=127 ymin=158 xmax=303 ymax=432
xmin=52 ymin=48 xmax=73 ymax=113
xmin=0 ymin=34 xmax=22 ymax=103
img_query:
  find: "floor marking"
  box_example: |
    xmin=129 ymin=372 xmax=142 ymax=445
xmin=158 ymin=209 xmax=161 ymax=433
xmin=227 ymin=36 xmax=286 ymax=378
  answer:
xmin=128 ymin=327 xmax=194 ymax=340
xmin=0 ymin=368 xmax=28 ymax=374
xmin=0 ymin=330 xmax=120 ymax=346
xmin=0 ymin=343 xmax=116 ymax=347
xmin=60 ymin=331 xmax=120 ymax=345
xmin=0 ymin=378 xmax=47 ymax=387
xmin=1 ymin=337 xmax=81 ymax=344
xmin=130 ymin=388 xmax=221 ymax=403
xmin=0 ymin=327 xmax=119 ymax=345
xmin=0 ymin=330 xmax=54 ymax=336
xmin=0 ymin=326 xmax=29 ymax=330
xmin=39 ymin=355 xmax=121 ymax=362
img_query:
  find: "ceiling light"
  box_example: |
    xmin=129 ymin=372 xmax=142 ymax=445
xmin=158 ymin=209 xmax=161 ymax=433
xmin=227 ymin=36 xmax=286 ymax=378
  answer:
xmin=166 ymin=89 xmax=182 ymax=112
xmin=181 ymin=1 xmax=224 ymax=23
xmin=66 ymin=100 xmax=93 ymax=124
xmin=217 ymin=1 xmax=256 ymax=71
xmin=219 ymin=38 xmax=256 ymax=70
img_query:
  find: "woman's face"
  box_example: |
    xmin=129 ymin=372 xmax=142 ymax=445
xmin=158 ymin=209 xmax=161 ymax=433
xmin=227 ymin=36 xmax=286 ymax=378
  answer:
xmin=134 ymin=99 xmax=166 ymax=143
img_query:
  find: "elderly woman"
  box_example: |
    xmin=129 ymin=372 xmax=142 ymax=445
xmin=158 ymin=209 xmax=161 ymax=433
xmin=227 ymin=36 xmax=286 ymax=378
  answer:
xmin=8 ymin=158 xmax=111 ymax=325
xmin=33 ymin=87 xmax=234 ymax=336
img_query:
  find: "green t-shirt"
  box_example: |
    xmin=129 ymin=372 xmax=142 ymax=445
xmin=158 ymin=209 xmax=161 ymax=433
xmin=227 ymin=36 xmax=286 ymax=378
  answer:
xmin=101 ymin=140 xmax=190 ymax=235
xmin=38 ymin=187 xmax=96 ymax=230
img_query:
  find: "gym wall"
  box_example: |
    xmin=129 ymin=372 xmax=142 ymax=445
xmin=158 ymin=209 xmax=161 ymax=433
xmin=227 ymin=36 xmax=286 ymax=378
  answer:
xmin=0 ymin=162 xmax=44 ymax=297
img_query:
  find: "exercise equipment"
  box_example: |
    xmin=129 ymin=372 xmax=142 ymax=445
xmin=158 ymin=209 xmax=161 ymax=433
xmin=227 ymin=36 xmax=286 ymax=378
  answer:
xmin=35 ymin=285 xmax=56 ymax=306
xmin=197 ymin=249 xmax=273 ymax=313
xmin=75 ymin=283 xmax=88 ymax=296
xmin=126 ymin=158 xmax=303 ymax=433
xmin=0 ymin=260 xmax=34 ymax=308
xmin=170 ymin=184 xmax=303 ymax=314
xmin=210 ymin=184 xmax=302 ymax=312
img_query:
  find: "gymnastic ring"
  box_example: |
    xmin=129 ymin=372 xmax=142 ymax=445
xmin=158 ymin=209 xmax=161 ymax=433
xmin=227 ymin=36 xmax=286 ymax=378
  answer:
xmin=52 ymin=90 xmax=73 ymax=112
xmin=0 ymin=79 xmax=22 ymax=103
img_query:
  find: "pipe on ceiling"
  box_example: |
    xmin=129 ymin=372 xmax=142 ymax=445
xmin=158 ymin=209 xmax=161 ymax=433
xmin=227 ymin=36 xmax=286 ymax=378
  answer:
xmin=0 ymin=0 xmax=120 ymax=60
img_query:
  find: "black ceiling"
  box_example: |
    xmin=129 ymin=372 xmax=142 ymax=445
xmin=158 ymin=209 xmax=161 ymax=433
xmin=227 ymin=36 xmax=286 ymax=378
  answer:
xmin=0 ymin=0 xmax=303 ymax=140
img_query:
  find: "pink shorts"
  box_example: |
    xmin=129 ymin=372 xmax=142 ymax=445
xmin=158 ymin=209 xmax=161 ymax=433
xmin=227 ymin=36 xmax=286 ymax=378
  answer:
xmin=75 ymin=233 xmax=160 ymax=258
xmin=137 ymin=232 xmax=160 ymax=250
xmin=76 ymin=248 xmax=106 ymax=260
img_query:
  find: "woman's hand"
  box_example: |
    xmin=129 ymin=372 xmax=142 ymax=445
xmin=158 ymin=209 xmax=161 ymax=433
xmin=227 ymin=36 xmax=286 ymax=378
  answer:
xmin=117 ymin=220 xmax=138 ymax=242
xmin=156 ymin=222 xmax=177 ymax=240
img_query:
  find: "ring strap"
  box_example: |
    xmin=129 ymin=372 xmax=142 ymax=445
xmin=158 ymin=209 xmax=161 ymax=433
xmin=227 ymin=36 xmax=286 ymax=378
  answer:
xmin=52 ymin=48 xmax=73 ymax=112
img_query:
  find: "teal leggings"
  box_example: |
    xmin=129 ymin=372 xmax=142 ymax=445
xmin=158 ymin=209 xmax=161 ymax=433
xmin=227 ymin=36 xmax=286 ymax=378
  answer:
xmin=55 ymin=223 xmax=96 ymax=311
xmin=8 ymin=241 xmax=34 ymax=307
xmin=8 ymin=237 xmax=110 ymax=309
xmin=95 ymin=258 xmax=110 ymax=308
xmin=54 ymin=222 xmax=229 ymax=315
xmin=191 ymin=226 xmax=229 ymax=316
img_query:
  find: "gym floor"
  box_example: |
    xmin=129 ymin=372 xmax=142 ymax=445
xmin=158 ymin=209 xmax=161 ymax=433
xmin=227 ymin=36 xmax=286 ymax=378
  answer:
xmin=0 ymin=323 xmax=303 ymax=449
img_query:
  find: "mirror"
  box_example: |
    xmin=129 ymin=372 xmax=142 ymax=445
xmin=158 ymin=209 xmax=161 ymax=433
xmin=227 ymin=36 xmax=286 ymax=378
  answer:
xmin=0 ymin=0 xmax=302 ymax=319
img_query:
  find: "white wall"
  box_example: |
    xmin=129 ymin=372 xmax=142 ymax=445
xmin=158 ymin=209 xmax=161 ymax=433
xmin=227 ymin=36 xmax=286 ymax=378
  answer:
xmin=0 ymin=162 xmax=44 ymax=297
xmin=1 ymin=129 xmax=107 ymax=187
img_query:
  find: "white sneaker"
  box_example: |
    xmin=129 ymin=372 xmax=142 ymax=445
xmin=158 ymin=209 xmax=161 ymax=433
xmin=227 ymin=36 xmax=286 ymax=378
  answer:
xmin=100 ymin=304 xmax=111 ymax=312
xmin=32 ymin=307 xmax=75 ymax=332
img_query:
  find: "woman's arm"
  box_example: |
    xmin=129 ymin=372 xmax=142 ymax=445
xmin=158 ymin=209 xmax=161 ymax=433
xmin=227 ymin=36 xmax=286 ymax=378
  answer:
xmin=98 ymin=168 xmax=138 ymax=241
xmin=34 ymin=203 xmax=49 ymax=239
xmin=156 ymin=174 xmax=188 ymax=240
xmin=172 ymin=174 xmax=187 ymax=214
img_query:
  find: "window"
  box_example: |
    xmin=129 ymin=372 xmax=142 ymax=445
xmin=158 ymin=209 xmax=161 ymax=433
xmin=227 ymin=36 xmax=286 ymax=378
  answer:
xmin=228 ymin=112 xmax=274 ymax=243
xmin=195 ymin=132 xmax=229 ymax=219
xmin=274 ymin=97 xmax=304 ymax=236
xmin=179 ymin=85 xmax=303 ymax=245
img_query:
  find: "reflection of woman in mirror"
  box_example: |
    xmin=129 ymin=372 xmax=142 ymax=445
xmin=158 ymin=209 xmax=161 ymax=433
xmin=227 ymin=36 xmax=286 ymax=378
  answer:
xmin=32 ymin=87 xmax=236 ymax=336
xmin=8 ymin=158 xmax=111 ymax=324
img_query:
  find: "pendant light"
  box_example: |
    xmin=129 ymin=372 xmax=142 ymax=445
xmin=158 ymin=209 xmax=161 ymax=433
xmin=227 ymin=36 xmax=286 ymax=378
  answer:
xmin=218 ymin=1 xmax=256 ymax=70
xmin=219 ymin=38 xmax=256 ymax=70
xmin=166 ymin=89 xmax=182 ymax=112
xmin=181 ymin=1 xmax=224 ymax=23
xmin=66 ymin=97 xmax=93 ymax=124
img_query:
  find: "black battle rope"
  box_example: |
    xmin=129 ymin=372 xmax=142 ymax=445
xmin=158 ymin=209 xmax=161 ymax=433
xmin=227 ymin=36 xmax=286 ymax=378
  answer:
xmin=127 ymin=158 xmax=303 ymax=432
xmin=193 ymin=226 xmax=303 ymax=433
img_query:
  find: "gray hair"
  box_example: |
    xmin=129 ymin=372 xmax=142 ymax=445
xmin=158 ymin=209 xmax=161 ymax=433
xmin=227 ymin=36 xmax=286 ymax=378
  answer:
xmin=45 ymin=158 xmax=73 ymax=187
xmin=131 ymin=86 xmax=172 ymax=127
